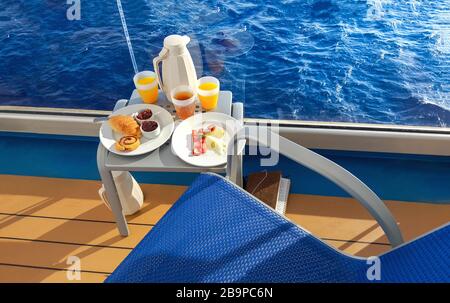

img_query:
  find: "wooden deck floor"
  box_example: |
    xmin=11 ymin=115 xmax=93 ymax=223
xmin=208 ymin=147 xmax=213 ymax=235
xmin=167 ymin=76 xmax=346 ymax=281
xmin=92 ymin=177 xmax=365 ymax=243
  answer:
xmin=0 ymin=174 xmax=449 ymax=283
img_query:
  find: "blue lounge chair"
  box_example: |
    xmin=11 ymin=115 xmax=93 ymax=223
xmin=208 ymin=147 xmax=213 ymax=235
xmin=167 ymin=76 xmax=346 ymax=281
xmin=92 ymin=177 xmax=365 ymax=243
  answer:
xmin=106 ymin=173 xmax=449 ymax=283
xmin=106 ymin=128 xmax=449 ymax=283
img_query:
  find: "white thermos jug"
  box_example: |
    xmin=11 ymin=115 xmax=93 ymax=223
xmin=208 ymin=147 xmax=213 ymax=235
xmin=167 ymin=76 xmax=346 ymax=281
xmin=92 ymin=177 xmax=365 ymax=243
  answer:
xmin=153 ymin=35 xmax=198 ymax=101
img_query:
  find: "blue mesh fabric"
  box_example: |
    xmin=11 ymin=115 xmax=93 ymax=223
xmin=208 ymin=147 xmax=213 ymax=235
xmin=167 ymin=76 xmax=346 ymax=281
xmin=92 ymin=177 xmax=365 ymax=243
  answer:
xmin=106 ymin=173 xmax=449 ymax=283
xmin=378 ymin=226 xmax=449 ymax=282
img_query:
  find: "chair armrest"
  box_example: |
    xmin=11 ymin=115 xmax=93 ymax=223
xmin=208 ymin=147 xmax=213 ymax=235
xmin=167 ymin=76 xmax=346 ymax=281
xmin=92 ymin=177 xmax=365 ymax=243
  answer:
xmin=227 ymin=126 xmax=404 ymax=247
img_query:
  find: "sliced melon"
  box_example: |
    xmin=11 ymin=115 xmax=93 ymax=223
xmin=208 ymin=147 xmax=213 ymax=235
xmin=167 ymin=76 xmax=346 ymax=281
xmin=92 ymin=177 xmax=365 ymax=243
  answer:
xmin=206 ymin=135 xmax=226 ymax=155
xmin=205 ymin=125 xmax=225 ymax=139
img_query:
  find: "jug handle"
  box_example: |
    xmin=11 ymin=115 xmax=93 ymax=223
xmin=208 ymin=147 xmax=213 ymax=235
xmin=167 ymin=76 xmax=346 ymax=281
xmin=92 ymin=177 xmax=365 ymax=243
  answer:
xmin=153 ymin=47 xmax=169 ymax=96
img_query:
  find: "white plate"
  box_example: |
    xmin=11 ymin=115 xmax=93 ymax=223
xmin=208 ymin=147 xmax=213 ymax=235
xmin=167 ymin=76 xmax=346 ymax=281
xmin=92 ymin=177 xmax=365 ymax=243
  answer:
xmin=100 ymin=104 xmax=174 ymax=156
xmin=171 ymin=112 xmax=242 ymax=167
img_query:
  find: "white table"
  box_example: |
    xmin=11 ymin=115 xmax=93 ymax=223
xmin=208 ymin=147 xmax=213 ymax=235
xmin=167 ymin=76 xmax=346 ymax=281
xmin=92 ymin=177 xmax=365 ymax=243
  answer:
xmin=97 ymin=90 xmax=244 ymax=236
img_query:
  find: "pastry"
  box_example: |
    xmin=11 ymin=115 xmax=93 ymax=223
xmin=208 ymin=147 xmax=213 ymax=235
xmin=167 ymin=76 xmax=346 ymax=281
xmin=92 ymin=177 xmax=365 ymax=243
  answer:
xmin=109 ymin=115 xmax=141 ymax=137
xmin=115 ymin=136 xmax=140 ymax=152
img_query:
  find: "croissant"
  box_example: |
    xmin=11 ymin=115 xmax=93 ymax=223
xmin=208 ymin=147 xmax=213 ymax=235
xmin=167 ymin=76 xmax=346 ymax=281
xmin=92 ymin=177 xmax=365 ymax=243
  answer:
xmin=115 ymin=136 xmax=140 ymax=151
xmin=109 ymin=115 xmax=141 ymax=137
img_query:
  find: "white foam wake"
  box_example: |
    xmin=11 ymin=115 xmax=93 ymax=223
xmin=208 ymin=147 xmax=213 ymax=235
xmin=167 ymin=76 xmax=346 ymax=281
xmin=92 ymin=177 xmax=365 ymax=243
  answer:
xmin=116 ymin=0 xmax=138 ymax=74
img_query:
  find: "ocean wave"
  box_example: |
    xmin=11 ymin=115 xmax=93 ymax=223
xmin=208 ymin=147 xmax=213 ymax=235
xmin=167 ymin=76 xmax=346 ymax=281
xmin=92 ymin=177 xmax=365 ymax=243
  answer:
xmin=0 ymin=0 xmax=449 ymax=127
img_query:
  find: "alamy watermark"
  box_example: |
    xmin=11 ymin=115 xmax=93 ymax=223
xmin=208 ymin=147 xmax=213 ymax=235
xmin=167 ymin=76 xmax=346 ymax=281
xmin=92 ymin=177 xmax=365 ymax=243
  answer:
xmin=229 ymin=121 xmax=280 ymax=167
xmin=366 ymin=256 xmax=381 ymax=281
xmin=67 ymin=0 xmax=81 ymax=21
xmin=66 ymin=256 xmax=81 ymax=281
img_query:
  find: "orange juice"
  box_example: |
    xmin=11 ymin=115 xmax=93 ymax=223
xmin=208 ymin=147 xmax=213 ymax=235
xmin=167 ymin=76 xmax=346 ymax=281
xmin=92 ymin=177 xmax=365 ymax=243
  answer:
xmin=198 ymin=77 xmax=220 ymax=110
xmin=199 ymin=82 xmax=218 ymax=90
xmin=137 ymin=77 xmax=155 ymax=85
xmin=137 ymin=76 xmax=158 ymax=104
xmin=133 ymin=71 xmax=159 ymax=104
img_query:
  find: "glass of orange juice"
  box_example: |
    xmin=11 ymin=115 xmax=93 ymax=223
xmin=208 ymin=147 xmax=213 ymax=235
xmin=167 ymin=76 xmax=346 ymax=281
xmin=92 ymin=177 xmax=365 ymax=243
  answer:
xmin=133 ymin=71 xmax=158 ymax=104
xmin=197 ymin=76 xmax=220 ymax=110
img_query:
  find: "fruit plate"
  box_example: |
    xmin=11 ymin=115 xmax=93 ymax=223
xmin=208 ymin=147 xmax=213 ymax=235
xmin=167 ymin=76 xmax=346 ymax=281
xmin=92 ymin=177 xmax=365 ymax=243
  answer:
xmin=100 ymin=104 xmax=174 ymax=156
xmin=171 ymin=112 xmax=242 ymax=167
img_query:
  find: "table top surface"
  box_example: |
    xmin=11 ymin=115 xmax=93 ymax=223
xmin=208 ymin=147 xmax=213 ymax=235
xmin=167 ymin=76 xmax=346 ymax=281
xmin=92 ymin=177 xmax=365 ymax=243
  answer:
xmin=103 ymin=90 xmax=234 ymax=172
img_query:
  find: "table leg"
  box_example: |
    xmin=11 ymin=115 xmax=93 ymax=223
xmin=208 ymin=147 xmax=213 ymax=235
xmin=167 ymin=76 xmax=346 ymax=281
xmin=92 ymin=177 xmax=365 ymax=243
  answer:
xmin=97 ymin=144 xmax=130 ymax=236
xmin=231 ymin=102 xmax=244 ymax=187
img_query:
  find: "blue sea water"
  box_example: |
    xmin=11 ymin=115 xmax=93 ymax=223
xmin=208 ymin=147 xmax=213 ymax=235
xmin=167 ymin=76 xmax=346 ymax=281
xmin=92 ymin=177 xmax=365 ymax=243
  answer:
xmin=0 ymin=0 xmax=449 ymax=126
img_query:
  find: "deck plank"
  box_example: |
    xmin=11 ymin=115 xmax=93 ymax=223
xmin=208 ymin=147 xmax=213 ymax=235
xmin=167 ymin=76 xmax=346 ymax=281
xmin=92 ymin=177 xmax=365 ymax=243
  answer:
xmin=0 ymin=264 xmax=107 ymax=283
xmin=2 ymin=174 xmax=447 ymax=247
xmin=0 ymin=238 xmax=130 ymax=274
xmin=0 ymin=175 xmax=182 ymax=225
xmin=324 ymin=240 xmax=389 ymax=257
xmin=0 ymin=174 xmax=449 ymax=282
xmin=285 ymin=194 xmax=450 ymax=246
xmin=0 ymin=214 xmax=151 ymax=249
